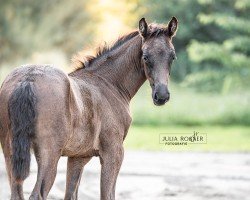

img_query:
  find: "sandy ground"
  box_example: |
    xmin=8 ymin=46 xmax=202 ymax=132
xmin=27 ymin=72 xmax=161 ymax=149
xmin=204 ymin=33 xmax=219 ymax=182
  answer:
xmin=0 ymin=151 xmax=250 ymax=200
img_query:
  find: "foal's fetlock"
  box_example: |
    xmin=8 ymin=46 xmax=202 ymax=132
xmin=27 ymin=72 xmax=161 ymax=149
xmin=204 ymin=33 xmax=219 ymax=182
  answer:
xmin=64 ymin=195 xmax=77 ymax=200
xmin=10 ymin=193 xmax=24 ymax=200
xmin=10 ymin=183 xmax=25 ymax=200
xmin=10 ymin=196 xmax=24 ymax=200
xmin=29 ymin=193 xmax=43 ymax=200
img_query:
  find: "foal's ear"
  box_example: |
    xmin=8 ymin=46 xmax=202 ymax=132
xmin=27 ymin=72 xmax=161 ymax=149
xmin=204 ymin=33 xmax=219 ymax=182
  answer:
xmin=166 ymin=17 xmax=178 ymax=38
xmin=139 ymin=18 xmax=148 ymax=38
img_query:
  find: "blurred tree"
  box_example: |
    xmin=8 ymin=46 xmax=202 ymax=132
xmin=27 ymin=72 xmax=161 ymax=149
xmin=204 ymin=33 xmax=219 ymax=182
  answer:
xmin=0 ymin=0 xmax=94 ymax=67
xmin=187 ymin=0 xmax=250 ymax=93
xmin=85 ymin=0 xmax=144 ymax=43
xmin=0 ymin=0 xmax=144 ymax=70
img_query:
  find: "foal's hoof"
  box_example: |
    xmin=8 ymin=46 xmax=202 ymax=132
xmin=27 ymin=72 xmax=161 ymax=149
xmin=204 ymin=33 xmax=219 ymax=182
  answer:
xmin=29 ymin=194 xmax=42 ymax=200
xmin=10 ymin=197 xmax=24 ymax=200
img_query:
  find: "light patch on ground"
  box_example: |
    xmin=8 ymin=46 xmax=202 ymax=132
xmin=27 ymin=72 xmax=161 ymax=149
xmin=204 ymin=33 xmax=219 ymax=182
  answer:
xmin=0 ymin=151 xmax=250 ymax=200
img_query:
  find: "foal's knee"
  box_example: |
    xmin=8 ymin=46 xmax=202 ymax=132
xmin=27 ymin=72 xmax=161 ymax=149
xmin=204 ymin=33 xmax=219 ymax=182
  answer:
xmin=100 ymin=145 xmax=124 ymax=167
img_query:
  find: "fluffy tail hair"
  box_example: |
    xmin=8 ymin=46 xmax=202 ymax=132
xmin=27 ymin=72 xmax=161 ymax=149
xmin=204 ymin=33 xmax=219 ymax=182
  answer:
xmin=8 ymin=81 xmax=37 ymax=181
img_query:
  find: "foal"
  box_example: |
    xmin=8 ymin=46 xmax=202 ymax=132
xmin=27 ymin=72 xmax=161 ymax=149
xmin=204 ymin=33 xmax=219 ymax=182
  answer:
xmin=0 ymin=17 xmax=178 ymax=200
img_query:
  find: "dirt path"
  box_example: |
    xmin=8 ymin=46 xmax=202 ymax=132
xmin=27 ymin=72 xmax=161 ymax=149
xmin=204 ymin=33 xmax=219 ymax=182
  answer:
xmin=1 ymin=151 xmax=250 ymax=200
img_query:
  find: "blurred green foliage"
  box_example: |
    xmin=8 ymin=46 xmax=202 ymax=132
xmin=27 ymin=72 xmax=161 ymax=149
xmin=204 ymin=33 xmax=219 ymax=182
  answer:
xmin=0 ymin=0 xmax=94 ymax=64
xmin=187 ymin=0 xmax=250 ymax=93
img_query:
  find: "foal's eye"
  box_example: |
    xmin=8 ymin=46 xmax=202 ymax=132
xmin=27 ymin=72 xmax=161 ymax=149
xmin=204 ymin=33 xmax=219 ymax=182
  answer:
xmin=171 ymin=51 xmax=177 ymax=61
xmin=143 ymin=55 xmax=149 ymax=62
xmin=171 ymin=54 xmax=176 ymax=61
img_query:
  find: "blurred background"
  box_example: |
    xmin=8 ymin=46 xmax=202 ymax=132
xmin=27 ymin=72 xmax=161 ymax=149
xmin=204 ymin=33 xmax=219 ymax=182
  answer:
xmin=1 ymin=1 xmax=250 ymax=199
xmin=0 ymin=0 xmax=249 ymax=152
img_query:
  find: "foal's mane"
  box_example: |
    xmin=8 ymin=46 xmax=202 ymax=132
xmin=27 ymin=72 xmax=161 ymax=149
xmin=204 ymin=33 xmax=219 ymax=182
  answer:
xmin=72 ymin=23 xmax=166 ymax=70
xmin=72 ymin=31 xmax=139 ymax=70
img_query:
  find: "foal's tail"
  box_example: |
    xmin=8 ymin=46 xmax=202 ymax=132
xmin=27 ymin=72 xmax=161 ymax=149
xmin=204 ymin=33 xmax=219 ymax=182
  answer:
xmin=8 ymin=80 xmax=37 ymax=181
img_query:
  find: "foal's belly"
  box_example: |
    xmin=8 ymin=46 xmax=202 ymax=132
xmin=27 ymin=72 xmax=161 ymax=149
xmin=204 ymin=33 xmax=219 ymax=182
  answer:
xmin=61 ymin=127 xmax=100 ymax=157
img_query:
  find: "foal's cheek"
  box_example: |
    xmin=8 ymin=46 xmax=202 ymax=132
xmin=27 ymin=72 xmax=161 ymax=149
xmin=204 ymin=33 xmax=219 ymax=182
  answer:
xmin=146 ymin=65 xmax=154 ymax=76
xmin=143 ymin=65 xmax=150 ymax=78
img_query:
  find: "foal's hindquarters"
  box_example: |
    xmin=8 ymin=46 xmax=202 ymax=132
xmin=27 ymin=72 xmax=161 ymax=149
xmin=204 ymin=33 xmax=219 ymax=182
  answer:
xmin=0 ymin=66 xmax=74 ymax=199
xmin=0 ymin=65 xmax=130 ymax=200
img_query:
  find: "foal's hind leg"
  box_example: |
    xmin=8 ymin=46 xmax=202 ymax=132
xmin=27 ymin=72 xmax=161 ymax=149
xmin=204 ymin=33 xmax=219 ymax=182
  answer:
xmin=64 ymin=157 xmax=91 ymax=200
xmin=29 ymin=143 xmax=61 ymax=200
xmin=0 ymin=133 xmax=12 ymax=185
xmin=1 ymin=133 xmax=24 ymax=200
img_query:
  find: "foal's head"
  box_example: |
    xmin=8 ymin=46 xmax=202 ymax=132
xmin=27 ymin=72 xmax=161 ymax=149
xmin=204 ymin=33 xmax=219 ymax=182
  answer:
xmin=139 ymin=17 xmax=178 ymax=106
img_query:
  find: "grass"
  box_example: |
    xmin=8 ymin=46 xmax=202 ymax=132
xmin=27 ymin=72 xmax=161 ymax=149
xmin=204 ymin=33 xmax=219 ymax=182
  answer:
xmin=131 ymin=83 xmax=250 ymax=126
xmin=124 ymin=125 xmax=250 ymax=152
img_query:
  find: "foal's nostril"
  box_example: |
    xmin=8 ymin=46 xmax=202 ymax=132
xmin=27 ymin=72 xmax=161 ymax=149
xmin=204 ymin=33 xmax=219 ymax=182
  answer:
xmin=154 ymin=93 xmax=159 ymax=101
xmin=166 ymin=92 xmax=170 ymax=101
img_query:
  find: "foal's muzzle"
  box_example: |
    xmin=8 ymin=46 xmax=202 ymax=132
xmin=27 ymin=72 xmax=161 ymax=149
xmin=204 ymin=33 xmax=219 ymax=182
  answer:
xmin=152 ymin=84 xmax=170 ymax=106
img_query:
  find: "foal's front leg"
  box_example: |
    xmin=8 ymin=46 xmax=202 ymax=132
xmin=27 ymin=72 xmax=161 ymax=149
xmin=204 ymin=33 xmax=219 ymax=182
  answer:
xmin=100 ymin=145 xmax=124 ymax=200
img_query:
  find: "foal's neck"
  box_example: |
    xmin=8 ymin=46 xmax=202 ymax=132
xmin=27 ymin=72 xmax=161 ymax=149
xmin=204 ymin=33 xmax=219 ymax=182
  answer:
xmin=86 ymin=34 xmax=146 ymax=103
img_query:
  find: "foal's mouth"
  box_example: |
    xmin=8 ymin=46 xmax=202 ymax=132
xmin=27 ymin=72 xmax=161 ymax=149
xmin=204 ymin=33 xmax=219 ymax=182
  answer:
xmin=153 ymin=96 xmax=169 ymax=106
xmin=153 ymin=98 xmax=168 ymax=106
